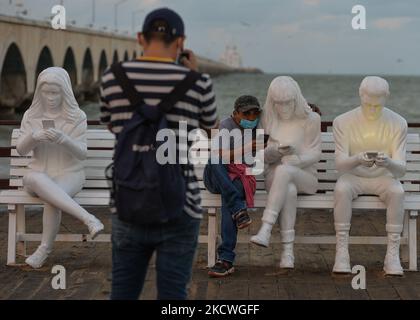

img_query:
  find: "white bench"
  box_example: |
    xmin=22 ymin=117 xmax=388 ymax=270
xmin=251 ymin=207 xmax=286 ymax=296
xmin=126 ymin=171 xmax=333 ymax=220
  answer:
xmin=193 ymin=132 xmax=420 ymax=271
xmin=0 ymin=128 xmax=209 ymax=266
xmin=1 ymin=129 xmax=419 ymax=272
xmin=0 ymin=129 xmax=115 ymax=266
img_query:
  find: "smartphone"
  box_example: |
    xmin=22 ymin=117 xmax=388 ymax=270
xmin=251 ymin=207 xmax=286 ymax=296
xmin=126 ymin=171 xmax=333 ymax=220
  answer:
xmin=42 ymin=120 xmax=55 ymax=129
xmin=177 ymin=51 xmax=190 ymax=66
xmin=179 ymin=51 xmax=190 ymax=61
xmin=366 ymin=151 xmax=378 ymax=159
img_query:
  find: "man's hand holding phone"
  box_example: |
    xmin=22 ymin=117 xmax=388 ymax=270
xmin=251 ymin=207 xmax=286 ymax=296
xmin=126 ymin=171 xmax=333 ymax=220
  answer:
xmin=179 ymin=49 xmax=198 ymax=71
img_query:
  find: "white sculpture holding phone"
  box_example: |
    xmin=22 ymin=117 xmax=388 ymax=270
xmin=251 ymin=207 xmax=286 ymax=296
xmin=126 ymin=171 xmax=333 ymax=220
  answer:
xmin=250 ymin=76 xmax=321 ymax=269
xmin=16 ymin=67 xmax=104 ymax=269
xmin=332 ymin=76 xmax=408 ymax=275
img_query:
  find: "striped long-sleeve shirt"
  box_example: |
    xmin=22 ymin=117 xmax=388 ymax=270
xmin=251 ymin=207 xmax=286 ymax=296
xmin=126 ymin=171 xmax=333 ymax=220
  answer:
xmin=100 ymin=58 xmax=218 ymax=218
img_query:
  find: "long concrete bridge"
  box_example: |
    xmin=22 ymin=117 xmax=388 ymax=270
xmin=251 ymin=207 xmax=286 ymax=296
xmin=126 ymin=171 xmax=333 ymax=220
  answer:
xmin=0 ymin=15 xmax=237 ymax=115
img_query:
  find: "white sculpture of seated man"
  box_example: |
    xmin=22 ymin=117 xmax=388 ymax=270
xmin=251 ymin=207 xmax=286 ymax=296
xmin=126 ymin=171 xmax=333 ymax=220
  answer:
xmin=333 ymin=76 xmax=408 ymax=276
xmin=16 ymin=67 xmax=104 ymax=269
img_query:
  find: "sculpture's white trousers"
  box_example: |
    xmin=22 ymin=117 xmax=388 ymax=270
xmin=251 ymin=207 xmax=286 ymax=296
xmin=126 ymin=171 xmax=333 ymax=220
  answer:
xmin=23 ymin=170 xmax=90 ymax=250
xmin=264 ymin=164 xmax=318 ymax=241
xmin=334 ymin=173 xmax=404 ymax=234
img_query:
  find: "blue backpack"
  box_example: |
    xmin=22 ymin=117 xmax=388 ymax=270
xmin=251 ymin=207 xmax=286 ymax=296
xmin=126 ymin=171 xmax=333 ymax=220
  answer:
xmin=108 ymin=63 xmax=201 ymax=225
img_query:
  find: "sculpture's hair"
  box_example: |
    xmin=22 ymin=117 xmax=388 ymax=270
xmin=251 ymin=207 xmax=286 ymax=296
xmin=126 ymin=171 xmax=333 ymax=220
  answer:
xmin=25 ymin=67 xmax=83 ymax=124
xmin=359 ymin=76 xmax=390 ymax=98
xmin=262 ymin=76 xmax=311 ymax=133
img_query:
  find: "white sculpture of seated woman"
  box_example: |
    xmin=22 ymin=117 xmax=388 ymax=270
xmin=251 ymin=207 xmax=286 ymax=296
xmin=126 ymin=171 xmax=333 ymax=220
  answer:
xmin=250 ymin=76 xmax=321 ymax=269
xmin=16 ymin=67 xmax=104 ymax=269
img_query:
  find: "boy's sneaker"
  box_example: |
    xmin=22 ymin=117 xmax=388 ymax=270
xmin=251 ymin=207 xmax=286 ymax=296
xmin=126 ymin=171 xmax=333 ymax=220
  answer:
xmin=208 ymin=260 xmax=235 ymax=278
xmin=234 ymin=209 xmax=252 ymax=229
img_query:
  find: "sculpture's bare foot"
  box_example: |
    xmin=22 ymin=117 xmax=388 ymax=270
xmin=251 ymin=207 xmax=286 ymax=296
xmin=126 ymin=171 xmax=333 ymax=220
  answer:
xmin=25 ymin=245 xmax=50 ymax=269
xmin=87 ymin=216 xmax=104 ymax=240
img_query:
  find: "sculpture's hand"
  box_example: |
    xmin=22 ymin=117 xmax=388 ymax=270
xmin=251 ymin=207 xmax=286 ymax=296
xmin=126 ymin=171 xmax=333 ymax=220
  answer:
xmin=278 ymin=145 xmax=294 ymax=156
xmin=281 ymin=154 xmax=301 ymax=166
xmin=45 ymin=128 xmax=66 ymax=144
xmin=375 ymin=152 xmax=390 ymax=167
xmin=264 ymin=144 xmax=283 ymax=164
xmin=358 ymin=152 xmax=375 ymax=167
xmin=32 ymin=130 xmax=50 ymax=142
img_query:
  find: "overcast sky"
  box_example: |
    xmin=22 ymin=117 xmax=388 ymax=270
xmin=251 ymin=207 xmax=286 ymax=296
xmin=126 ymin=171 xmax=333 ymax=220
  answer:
xmin=1 ymin=0 xmax=420 ymax=75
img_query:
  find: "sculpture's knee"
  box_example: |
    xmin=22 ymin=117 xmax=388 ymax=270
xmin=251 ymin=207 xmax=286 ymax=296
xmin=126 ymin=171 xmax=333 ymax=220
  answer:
xmin=23 ymin=172 xmax=44 ymax=189
xmin=287 ymin=183 xmax=298 ymax=198
xmin=274 ymin=165 xmax=292 ymax=182
xmin=387 ymin=184 xmax=404 ymax=200
xmin=334 ymin=180 xmax=354 ymax=199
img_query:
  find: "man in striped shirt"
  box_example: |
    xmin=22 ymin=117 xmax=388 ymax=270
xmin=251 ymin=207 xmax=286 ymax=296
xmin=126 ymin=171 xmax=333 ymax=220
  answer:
xmin=100 ymin=8 xmax=218 ymax=300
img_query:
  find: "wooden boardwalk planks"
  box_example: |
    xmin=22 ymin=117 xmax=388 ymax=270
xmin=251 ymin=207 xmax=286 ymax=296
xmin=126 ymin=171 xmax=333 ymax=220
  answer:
xmin=0 ymin=206 xmax=419 ymax=300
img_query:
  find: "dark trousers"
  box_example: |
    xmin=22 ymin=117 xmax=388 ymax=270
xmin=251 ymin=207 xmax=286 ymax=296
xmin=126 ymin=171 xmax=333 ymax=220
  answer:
xmin=203 ymin=162 xmax=246 ymax=264
xmin=111 ymin=211 xmax=200 ymax=300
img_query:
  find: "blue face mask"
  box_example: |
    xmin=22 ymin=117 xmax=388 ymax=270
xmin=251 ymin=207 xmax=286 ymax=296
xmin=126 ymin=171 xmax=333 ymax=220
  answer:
xmin=239 ymin=118 xmax=259 ymax=129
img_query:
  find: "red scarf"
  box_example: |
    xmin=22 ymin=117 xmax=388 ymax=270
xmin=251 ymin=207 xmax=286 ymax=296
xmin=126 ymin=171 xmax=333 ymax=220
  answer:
xmin=227 ymin=164 xmax=257 ymax=208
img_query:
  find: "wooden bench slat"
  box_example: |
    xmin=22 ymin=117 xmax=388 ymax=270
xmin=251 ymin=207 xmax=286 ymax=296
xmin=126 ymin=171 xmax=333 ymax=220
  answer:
xmin=8 ymin=179 xmax=418 ymax=191
xmin=10 ymin=158 xmax=113 ymax=167
xmin=192 ymin=167 xmax=420 ymax=182
xmin=189 ymin=133 xmax=420 ymax=144
xmin=10 ymin=179 xmax=110 ymax=188
xmin=11 ymin=130 xmax=115 ymax=140
xmin=10 ymin=168 xmax=108 ymax=179
xmin=2 ymin=189 xmax=420 ymax=210
xmin=11 ymin=139 xmax=115 ymax=149
xmin=200 ymin=192 xmax=420 ymax=210
xmin=11 ymin=149 xmax=114 ymax=158
xmin=0 ymin=189 xmax=109 ymax=198
xmin=192 ymin=160 xmax=420 ymax=171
